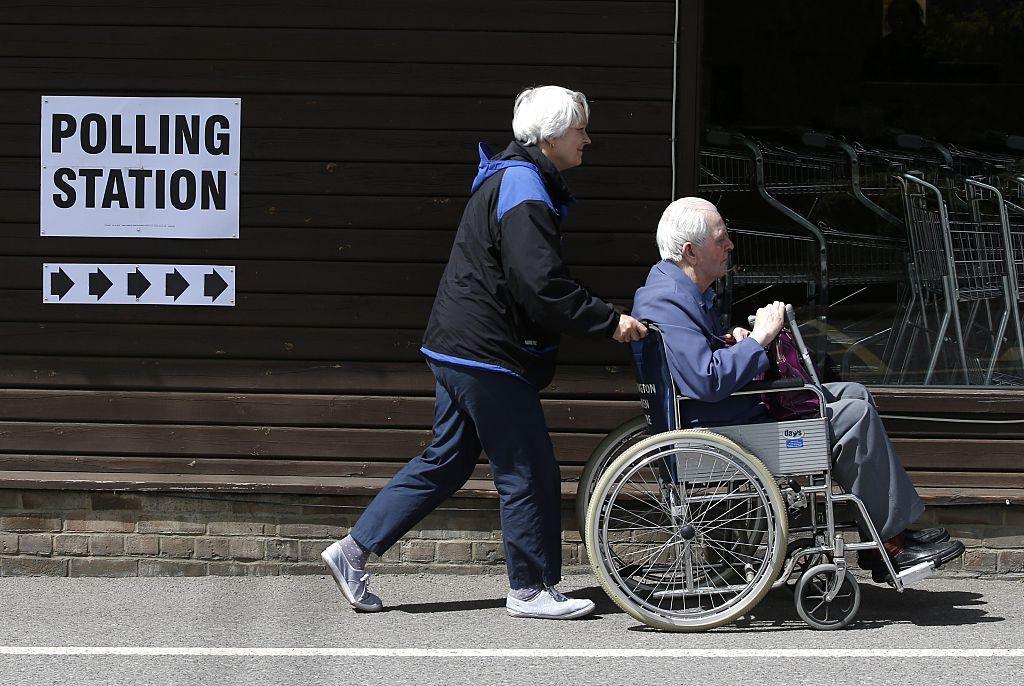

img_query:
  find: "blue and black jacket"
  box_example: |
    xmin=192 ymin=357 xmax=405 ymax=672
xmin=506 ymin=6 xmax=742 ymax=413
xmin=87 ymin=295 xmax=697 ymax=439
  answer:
xmin=422 ymin=141 xmax=620 ymax=388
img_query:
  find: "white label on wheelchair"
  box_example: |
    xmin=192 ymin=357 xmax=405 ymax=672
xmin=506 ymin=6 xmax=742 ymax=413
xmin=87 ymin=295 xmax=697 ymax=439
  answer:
xmin=692 ymin=417 xmax=832 ymax=477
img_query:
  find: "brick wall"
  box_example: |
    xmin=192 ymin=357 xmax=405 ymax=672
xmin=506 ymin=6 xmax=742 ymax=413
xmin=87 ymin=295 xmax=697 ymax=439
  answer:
xmin=0 ymin=489 xmax=1020 ymax=578
xmin=0 ymin=489 xmax=588 ymax=578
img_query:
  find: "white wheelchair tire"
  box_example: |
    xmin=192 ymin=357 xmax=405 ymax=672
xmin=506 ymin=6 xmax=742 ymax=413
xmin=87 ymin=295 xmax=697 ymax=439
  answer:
xmin=586 ymin=429 xmax=788 ymax=632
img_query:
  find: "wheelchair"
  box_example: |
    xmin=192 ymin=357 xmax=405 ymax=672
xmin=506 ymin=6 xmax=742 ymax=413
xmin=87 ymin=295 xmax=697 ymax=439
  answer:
xmin=582 ymin=305 xmax=936 ymax=631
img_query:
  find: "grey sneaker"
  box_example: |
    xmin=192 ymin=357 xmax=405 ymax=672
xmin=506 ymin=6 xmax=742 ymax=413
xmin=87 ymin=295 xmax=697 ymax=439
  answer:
xmin=321 ymin=540 xmax=383 ymax=612
xmin=506 ymin=586 xmax=595 ymax=620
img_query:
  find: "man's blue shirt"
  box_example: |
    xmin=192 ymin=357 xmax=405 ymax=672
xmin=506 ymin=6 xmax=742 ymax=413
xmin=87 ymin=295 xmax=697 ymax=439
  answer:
xmin=631 ymin=260 xmax=770 ymax=427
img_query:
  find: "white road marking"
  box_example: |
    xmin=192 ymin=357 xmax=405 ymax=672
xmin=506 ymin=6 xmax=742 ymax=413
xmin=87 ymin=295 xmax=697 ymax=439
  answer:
xmin=0 ymin=647 xmax=1022 ymax=658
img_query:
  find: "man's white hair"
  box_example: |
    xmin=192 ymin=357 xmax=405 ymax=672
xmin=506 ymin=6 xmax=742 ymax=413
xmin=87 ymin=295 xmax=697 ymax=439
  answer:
xmin=512 ymin=86 xmax=589 ymax=145
xmin=656 ymin=197 xmax=719 ymax=261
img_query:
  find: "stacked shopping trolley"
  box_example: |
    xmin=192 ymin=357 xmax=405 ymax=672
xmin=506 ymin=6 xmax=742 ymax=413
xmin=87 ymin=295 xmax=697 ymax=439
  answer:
xmin=698 ymin=129 xmax=1024 ymax=386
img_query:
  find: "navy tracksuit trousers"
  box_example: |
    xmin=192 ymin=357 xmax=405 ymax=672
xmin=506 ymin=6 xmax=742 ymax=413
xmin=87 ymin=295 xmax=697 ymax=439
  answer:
xmin=350 ymin=360 xmax=563 ymax=589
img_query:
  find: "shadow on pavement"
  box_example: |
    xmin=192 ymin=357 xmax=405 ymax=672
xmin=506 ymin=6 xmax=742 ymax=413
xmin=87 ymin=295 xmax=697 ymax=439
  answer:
xmin=569 ymin=583 xmax=1003 ymax=633
xmin=387 ymin=594 xmax=607 ymax=621
xmin=386 ymin=597 xmax=507 ymax=614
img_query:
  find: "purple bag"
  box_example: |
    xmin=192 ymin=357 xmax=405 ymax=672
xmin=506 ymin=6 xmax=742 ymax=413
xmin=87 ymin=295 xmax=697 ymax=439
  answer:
xmin=759 ymin=328 xmax=821 ymax=421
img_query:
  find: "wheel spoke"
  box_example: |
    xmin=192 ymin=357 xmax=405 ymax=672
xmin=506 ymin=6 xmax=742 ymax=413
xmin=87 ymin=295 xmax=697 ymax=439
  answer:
xmin=594 ymin=436 xmax=785 ymax=628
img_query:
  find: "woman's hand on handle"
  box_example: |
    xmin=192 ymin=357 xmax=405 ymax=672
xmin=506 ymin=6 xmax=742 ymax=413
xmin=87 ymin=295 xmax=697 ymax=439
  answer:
xmin=613 ymin=314 xmax=648 ymax=343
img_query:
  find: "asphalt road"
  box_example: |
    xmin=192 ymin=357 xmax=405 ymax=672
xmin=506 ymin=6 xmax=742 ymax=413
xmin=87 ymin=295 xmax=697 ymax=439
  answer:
xmin=1 ymin=572 xmax=1021 ymax=685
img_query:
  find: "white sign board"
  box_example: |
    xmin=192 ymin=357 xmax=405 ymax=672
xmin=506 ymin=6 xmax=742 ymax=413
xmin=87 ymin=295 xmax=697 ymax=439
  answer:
xmin=40 ymin=96 xmax=240 ymax=238
xmin=43 ymin=263 xmax=235 ymax=306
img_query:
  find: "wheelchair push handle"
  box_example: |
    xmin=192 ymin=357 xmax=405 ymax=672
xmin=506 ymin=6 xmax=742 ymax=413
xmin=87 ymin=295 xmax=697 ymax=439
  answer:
xmin=785 ymin=304 xmax=821 ymax=386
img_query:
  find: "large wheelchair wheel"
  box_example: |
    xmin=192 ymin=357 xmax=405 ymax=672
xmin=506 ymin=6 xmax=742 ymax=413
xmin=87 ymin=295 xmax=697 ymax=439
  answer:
xmin=576 ymin=415 xmax=650 ymax=543
xmin=586 ymin=430 xmax=787 ymax=632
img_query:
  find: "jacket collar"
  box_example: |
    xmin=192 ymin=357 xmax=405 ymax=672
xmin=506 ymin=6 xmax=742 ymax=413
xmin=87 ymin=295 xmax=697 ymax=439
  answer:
xmin=478 ymin=141 xmax=576 ymax=211
xmin=655 ymin=260 xmax=716 ymax=312
xmin=655 ymin=259 xmax=720 ymax=333
xmin=514 ymin=142 xmax=575 ymax=208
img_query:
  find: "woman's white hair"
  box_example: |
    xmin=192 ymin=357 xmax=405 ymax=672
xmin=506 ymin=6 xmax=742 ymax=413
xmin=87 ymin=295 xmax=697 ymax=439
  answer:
xmin=512 ymin=86 xmax=589 ymax=145
xmin=656 ymin=197 xmax=719 ymax=261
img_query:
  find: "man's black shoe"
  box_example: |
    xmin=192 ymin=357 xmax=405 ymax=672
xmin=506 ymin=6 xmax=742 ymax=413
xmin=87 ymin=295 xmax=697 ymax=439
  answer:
xmin=904 ymin=527 xmax=949 ymax=546
xmin=868 ymin=539 xmax=965 ymax=583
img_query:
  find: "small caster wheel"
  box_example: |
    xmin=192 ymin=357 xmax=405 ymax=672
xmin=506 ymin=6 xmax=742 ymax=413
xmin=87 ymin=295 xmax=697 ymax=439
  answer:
xmin=794 ymin=563 xmax=860 ymax=630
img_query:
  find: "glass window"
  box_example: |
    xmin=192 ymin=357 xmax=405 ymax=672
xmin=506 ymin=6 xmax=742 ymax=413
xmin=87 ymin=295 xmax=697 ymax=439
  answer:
xmin=700 ymin=0 xmax=1024 ymax=386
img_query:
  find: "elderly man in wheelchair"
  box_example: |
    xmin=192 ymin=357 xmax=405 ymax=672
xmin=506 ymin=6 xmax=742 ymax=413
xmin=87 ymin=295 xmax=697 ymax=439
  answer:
xmin=582 ymin=197 xmax=964 ymax=631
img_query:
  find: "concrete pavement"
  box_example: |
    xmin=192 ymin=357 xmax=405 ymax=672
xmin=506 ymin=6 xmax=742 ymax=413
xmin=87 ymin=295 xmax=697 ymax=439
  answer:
xmin=0 ymin=572 xmax=1021 ymax=684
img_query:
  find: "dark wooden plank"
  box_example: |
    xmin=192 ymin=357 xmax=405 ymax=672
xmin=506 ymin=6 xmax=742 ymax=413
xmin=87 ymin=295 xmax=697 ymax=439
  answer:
xmin=0 ymin=356 xmax=637 ymax=397
xmin=908 ymin=471 xmax=1024 ymax=489
xmin=914 ymin=486 xmax=1024 ymax=506
xmin=0 ymin=421 xmax=603 ymax=462
xmin=1 ymin=190 xmax=671 ymax=231
xmin=5 ymin=388 xmax=1021 ymax=453
xmin=6 ymin=391 xmax=1024 ymax=448
xmin=1 ymin=224 xmax=660 ymax=266
xmin=0 ymin=470 xmax=571 ymax=498
xmin=0 ymin=58 xmax=672 ymax=99
xmin=11 ymin=158 xmax=671 ymax=200
xmin=0 ymin=257 xmax=650 ymax=297
xmin=0 ymin=393 xmax=1017 ymax=466
xmin=2 ymin=390 xmax=1019 ymax=461
xmin=4 ymin=351 xmax=1021 ymax=416
xmin=0 ymin=454 xmax=585 ymax=481
xmin=881 ymin=418 xmax=1024 ymax=441
xmin=3 ymin=1 xmax=675 ymax=33
xmin=1 ymin=124 xmax=671 ymax=167
xmin=0 ymin=26 xmax=672 ymax=68
xmin=4 ymin=290 xmax=440 ymax=329
xmin=0 ymin=471 xmax=1021 ymax=504
xmin=893 ymin=439 xmax=1024 ymax=470
xmin=2 ymin=92 xmax=673 ymax=133
xmin=0 ymin=390 xmax=638 ymax=432
xmin=0 ymin=323 xmax=633 ymax=365
xmin=0 ymin=470 xmax=470 ymax=496
xmin=873 ymin=387 xmax=1024 ymax=415
xmin=0 ymin=455 xmax=427 ymax=478
xmin=276 ymin=125 xmax=631 ymax=167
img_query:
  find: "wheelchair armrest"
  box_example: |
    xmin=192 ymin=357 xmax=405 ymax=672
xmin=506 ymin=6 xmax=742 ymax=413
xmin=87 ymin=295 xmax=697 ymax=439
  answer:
xmin=733 ymin=377 xmax=805 ymax=395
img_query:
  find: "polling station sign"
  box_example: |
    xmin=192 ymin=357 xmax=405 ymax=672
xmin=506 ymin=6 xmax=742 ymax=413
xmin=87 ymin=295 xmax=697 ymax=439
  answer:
xmin=40 ymin=96 xmax=240 ymax=238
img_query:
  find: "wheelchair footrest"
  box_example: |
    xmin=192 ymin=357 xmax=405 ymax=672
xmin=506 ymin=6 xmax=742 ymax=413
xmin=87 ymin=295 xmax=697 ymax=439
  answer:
xmin=895 ymin=560 xmax=935 ymax=587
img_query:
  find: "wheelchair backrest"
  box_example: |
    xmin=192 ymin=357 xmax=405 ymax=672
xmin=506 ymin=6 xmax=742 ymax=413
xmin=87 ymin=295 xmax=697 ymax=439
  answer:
xmin=630 ymin=324 xmax=679 ymax=433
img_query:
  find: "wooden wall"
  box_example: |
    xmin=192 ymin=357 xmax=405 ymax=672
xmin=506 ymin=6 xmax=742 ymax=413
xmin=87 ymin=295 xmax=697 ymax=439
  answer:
xmin=1 ymin=1 xmax=1020 ymax=504
xmin=0 ymin=0 xmax=678 ymax=492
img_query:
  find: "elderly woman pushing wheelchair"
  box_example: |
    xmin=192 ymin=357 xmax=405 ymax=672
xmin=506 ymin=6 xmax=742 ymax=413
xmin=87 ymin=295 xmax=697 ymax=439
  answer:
xmin=319 ymin=86 xmax=647 ymax=620
xmin=629 ymin=197 xmax=964 ymax=579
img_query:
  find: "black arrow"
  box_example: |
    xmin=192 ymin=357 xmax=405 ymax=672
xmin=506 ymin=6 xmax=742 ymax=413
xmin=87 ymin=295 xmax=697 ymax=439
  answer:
xmin=204 ymin=270 xmax=229 ymax=301
xmin=127 ymin=268 xmax=151 ymax=298
xmin=50 ymin=268 xmax=74 ymax=300
xmin=89 ymin=269 xmax=113 ymax=299
xmin=166 ymin=269 xmax=189 ymax=300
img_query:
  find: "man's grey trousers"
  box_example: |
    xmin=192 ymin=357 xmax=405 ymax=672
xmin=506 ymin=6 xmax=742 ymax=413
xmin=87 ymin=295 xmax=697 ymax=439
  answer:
xmin=822 ymin=382 xmax=925 ymax=541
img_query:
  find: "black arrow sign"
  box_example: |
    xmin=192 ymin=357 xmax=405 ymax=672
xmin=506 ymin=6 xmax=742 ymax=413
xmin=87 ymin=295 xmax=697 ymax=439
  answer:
xmin=89 ymin=269 xmax=113 ymax=299
xmin=51 ymin=268 xmax=74 ymax=299
xmin=204 ymin=270 xmax=229 ymax=301
xmin=166 ymin=269 xmax=189 ymax=300
xmin=127 ymin=269 xmax=151 ymax=298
